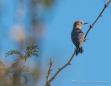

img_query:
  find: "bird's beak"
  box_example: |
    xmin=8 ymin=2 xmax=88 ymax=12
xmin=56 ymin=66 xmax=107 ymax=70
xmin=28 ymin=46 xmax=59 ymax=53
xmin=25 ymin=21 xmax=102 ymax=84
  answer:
xmin=83 ymin=23 xmax=88 ymax=25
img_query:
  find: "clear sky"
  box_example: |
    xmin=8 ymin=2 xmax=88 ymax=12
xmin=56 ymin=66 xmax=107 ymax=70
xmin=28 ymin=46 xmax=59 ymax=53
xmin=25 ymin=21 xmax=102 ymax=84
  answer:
xmin=1 ymin=0 xmax=111 ymax=86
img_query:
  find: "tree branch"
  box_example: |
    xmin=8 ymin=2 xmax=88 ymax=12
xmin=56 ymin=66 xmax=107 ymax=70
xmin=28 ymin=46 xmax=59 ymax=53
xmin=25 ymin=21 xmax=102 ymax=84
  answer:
xmin=49 ymin=50 xmax=76 ymax=83
xmin=85 ymin=0 xmax=111 ymax=38
xmin=45 ymin=58 xmax=53 ymax=86
xmin=45 ymin=0 xmax=111 ymax=86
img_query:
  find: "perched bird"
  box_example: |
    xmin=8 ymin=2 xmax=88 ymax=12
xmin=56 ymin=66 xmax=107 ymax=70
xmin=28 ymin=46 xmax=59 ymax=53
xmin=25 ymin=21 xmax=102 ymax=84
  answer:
xmin=71 ymin=20 xmax=88 ymax=56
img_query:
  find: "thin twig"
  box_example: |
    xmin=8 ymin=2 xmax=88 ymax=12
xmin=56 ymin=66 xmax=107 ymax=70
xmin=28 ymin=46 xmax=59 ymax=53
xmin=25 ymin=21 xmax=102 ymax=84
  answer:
xmin=49 ymin=50 xmax=76 ymax=82
xmin=45 ymin=0 xmax=111 ymax=85
xmin=85 ymin=0 xmax=111 ymax=38
xmin=46 ymin=58 xmax=53 ymax=86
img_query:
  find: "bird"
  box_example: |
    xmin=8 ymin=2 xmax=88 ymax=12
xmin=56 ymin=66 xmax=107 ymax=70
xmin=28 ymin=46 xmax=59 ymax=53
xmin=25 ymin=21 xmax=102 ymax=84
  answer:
xmin=71 ymin=20 xmax=88 ymax=56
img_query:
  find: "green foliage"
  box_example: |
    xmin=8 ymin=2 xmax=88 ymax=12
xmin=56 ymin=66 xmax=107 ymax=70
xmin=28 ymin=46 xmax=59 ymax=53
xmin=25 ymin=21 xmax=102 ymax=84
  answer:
xmin=6 ymin=44 xmax=39 ymax=58
xmin=25 ymin=44 xmax=39 ymax=58
xmin=20 ymin=75 xmax=28 ymax=84
xmin=6 ymin=50 xmax=21 ymax=57
xmin=3 ymin=44 xmax=39 ymax=86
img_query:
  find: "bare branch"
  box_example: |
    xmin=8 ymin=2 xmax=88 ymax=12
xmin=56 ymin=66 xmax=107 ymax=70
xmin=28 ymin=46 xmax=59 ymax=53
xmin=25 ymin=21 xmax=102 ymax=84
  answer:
xmin=47 ymin=58 xmax=53 ymax=81
xmin=85 ymin=0 xmax=111 ymax=38
xmin=45 ymin=0 xmax=111 ymax=86
xmin=49 ymin=50 xmax=76 ymax=82
xmin=45 ymin=58 xmax=53 ymax=86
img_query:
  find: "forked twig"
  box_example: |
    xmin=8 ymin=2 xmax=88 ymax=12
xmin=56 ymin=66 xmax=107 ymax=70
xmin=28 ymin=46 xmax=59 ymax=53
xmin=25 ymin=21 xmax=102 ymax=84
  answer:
xmin=45 ymin=0 xmax=111 ymax=86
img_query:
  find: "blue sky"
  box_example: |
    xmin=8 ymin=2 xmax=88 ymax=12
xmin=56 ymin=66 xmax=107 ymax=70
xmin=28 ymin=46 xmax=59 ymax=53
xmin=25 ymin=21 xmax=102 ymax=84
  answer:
xmin=1 ymin=0 xmax=111 ymax=86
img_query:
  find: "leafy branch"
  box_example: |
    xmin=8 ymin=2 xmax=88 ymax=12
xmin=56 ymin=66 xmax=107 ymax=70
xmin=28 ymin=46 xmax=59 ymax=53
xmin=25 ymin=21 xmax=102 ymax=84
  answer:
xmin=25 ymin=44 xmax=39 ymax=58
xmin=45 ymin=0 xmax=111 ymax=86
xmin=6 ymin=50 xmax=22 ymax=57
xmin=20 ymin=75 xmax=28 ymax=84
xmin=5 ymin=44 xmax=39 ymax=85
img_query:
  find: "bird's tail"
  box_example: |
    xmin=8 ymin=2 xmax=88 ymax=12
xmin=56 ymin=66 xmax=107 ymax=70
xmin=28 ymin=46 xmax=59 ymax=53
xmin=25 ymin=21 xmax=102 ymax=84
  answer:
xmin=76 ymin=47 xmax=84 ymax=56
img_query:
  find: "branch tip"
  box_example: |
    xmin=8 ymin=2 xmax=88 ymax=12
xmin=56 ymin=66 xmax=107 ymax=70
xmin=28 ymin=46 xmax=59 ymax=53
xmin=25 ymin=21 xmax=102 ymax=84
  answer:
xmin=45 ymin=58 xmax=53 ymax=86
xmin=85 ymin=0 xmax=111 ymax=38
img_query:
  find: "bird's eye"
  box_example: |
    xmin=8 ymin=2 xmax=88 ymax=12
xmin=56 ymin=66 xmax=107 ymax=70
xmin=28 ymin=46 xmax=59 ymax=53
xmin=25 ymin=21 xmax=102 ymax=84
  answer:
xmin=80 ymin=22 xmax=83 ymax=24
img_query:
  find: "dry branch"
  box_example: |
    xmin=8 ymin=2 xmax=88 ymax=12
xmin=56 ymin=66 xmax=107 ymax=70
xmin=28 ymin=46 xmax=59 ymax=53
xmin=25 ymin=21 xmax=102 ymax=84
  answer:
xmin=45 ymin=0 xmax=111 ymax=86
xmin=49 ymin=50 xmax=76 ymax=82
xmin=46 ymin=58 xmax=53 ymax=86
xmin=85 ymin=0 xmax=111 ymax=38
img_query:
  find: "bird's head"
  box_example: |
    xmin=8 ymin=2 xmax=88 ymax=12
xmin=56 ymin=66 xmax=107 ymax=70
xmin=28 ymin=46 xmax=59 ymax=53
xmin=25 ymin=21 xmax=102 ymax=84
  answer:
xmin=73 ymin=20 xmax=88 ymax=29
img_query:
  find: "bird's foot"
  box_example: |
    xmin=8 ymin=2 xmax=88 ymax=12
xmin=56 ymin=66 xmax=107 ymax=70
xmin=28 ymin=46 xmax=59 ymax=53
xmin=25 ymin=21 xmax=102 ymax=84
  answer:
xmin=84 ymin=38 xmax=88 ymax=42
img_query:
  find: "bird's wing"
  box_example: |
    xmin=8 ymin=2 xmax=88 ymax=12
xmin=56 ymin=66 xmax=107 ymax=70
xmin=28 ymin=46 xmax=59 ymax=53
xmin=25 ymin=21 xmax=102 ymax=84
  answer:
xmin=71 ymin=30 xmax=80 ymax=47
xmin=78 ymin=33 xmax=85 ymax=48
xmin=78 ymin=33 xmax=85 ymax=42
